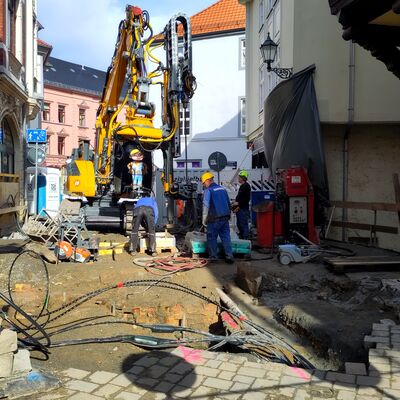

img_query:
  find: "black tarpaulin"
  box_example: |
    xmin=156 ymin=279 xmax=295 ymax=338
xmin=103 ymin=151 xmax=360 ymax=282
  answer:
xmin=263 ymin=64 xmax=329 ymax=198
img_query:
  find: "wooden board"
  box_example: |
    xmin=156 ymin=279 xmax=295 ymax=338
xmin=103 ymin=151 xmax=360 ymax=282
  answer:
xmin=324 ymin=256 xmax=400 ymax=273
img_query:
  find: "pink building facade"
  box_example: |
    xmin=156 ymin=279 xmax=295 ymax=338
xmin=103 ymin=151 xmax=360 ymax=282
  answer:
xmin=42 ymin=57 xmax=106 ymax=168
xmin=42 ymin=87 xmax=99 ymax=168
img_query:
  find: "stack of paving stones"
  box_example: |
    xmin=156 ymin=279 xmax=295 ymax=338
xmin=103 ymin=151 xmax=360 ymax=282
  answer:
xmin=34 ymin=321 xmax=400 ymax=400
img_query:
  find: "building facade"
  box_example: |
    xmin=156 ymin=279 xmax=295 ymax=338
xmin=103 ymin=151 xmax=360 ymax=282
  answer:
xmin=241 ymin=0 xmax=400 ymax=250
xmin=42 ymin=57 xmax=106 ymax=168
xmin=0 ymin=0 xmax=44 ymax=233
xmin=152 ymin=0 xmax=250 ymax=172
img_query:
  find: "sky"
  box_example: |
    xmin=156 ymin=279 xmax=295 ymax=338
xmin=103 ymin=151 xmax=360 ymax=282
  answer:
xmin=38 ymin=0 xmax=216 ymax=71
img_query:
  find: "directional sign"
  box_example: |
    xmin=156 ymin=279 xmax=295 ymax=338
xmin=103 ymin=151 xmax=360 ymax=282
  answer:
xmin=27 ymin=129 xmax=47 ymax=143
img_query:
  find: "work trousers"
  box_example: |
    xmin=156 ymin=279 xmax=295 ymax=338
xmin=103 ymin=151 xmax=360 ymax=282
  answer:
xmin=207 ymin=219 xmax=233 ymax=259
xmin=236 ymin=208 xmax=250 ymax=239
xmin=130 ymin=206 xmax=156 ymax=253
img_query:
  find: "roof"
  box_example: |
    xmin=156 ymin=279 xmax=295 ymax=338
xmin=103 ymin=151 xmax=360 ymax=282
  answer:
xmin=154 ymin=0 xmax=245 ymax=41
xmin=190 ymin=0 xmax=245 ymax=36
xmin=37 ymin=39 xmax=52 ymax=49
xmin=44 ymin=57 xmax=106 ymax=96
xmin=329 ymin=0 xmax=400 ymax=79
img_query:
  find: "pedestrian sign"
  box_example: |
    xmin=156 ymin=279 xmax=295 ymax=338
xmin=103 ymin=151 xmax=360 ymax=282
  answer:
xmin=27 ymin=129 xmax=47 ymax=143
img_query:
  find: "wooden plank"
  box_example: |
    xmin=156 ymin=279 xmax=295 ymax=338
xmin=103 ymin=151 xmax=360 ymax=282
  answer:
xmin=0 ymin=205 xmax=26 ymax=215
xmin=0 ymin=173 xmax=19 ymax=182
xmin=393 ymin=173 xmax=400 ymax=225
xmin=331 ymin=220 xmax=398 ymax=234
xmin=331 ymin=200 xmax=400 ymax=212
xmin=325 ymin=256 xmax=400 ymax=266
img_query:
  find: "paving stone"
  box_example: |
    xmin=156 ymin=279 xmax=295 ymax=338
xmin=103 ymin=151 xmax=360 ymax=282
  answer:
xmin=357 ymin=375 xmax=381 ymax=386
xmin=136 ymin=377 xmax=158 ymax=388
xmin=191 ymin=385 xmax=219 ymax=399
xmin=37 ymin=391 xmax=76 ymax=400
xmin=194 ymin=365 xmax=220 ymax=377
xmin=237 ymin=366 xmax=266 ymax=378
xmin=372 ymin=330 xmax=390 ymax=337
xmin=178 ymin=373 xmax=205 ymax=388
xmin=61 ymin=368 xmax=91 ymax=380
xmin=281 ymin=374 xmax=311 ymax=385
xmin=171 ymin=385 xmax=193 ymax=398
xmin=266 ymin=370 xmax=282 ymax=380
xmin=114 ymin=392 xmax=142 ymax=400
xmin=345 ymin=362 xmax=367 ymax=375
xmin=93 ymin=383 xmax=121 ymax=398
xmin=252 ymin=378 xmax=279 ymax=389
xmin=134 ymin=356 xmax=159 ymax=367
xmin=227 ymin=355 xmax=248 ymax=364
xmin=243 ymin=361 xmax=265 ymax=369
xmin=369 ymin=363 xmax=391 ymax=376
xmin=391 ymin=334 xmax=400 ymax=341
xmin=369 ymin=349 xmax=385 ymax=357
xmin=126 ymin=366 xmax=145 ymax=375
xmin=146 ymin=365 xmax=169 ymax=378
xmin=381 ymin=388 xmax=400 ymax=398
xmin=355 ymin=396 xmax=381 ymax=400
xmin=163 ymin=373 xmax=183 ymax=383
xmin=199 ymin=351 xmax=219 ymax=360
xmin=158 ymin=356 xmax=180 ymax=367
xmin=219 ymin=371 xmax=235 ymax=380
xmin=169 ymin=361 xmax=194 ymax=375
xmin=333 ymin=382 xmax=357 ymax=391
xmin=326 ymin=372 xmax=356 ymax=384
xmin=337 ymin=390 xmax=356 ymax=400
xmin=373 ymin=323 xmax=390 ymax=331
xmin=312 ymin=370 xmax=326 ymax=380
xmin=230 ymin=382 xmax=251 ymax=398
xmin=277 ymin=387 xmax=296 ymax=397
xmin=68 ymin=393 xmax=103 ymax=400
xmin=204 ymin=359 xmax=222 ymax=369
xmin=242 ymin=391 xmax=267 ymax=400
xmin=219 ymin=362 xmax=239 ymax=372
xmin=369 ymin=356 xmax=390 ymax=365
xmin=376 ymin=344 xmax=391 ymax=350
xmin=88 ymin=371 xmax=118 ymax=384
xmin=65 ymin=379 xmax=99 ymax=393
xmin=283 ymin=366 xmax=312 ymax=379
xmin=109 ymin=373 xmax=135 ymax=387
xmin=153 ymin=381 xmax=175 ymax=393
xmin=203 ymin=377 xmax=233 ymax=390
xmin=364 ymin=336 xmax=390 ymax=348
xmin=232 ymin=374 xmax=255 ymax=384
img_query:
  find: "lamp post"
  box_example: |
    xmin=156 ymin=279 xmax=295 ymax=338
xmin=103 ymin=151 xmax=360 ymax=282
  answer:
xmin=260 ymin=33 xmax=293 ymax=79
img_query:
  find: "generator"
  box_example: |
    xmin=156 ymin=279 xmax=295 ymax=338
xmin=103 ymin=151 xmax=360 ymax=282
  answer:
xmin=275 ymin=167 xmax=319 ymax=244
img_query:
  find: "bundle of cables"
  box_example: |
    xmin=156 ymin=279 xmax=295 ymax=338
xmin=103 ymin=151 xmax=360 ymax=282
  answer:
xmin=1 ymin=250 xmax=314 ymax=369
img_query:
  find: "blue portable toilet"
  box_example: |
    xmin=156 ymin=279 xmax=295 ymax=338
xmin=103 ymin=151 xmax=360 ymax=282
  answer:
xmin=26 ymin=167 xmax=61 ymax=215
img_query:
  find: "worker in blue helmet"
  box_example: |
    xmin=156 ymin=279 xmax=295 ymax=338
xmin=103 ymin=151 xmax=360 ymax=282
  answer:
xmin=201 ymin=172 xmax=234 ymax=264
xmin=232 ymin=170 xmax=251 ymax=239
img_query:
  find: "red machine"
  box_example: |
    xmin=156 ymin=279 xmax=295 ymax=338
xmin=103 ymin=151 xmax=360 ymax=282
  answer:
xmin=275 ymin=167 xmax=319 ymax=244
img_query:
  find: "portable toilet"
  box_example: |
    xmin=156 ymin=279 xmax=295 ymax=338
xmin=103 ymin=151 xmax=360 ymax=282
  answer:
xmin=26 ymin=167 xmax=61 ymax=216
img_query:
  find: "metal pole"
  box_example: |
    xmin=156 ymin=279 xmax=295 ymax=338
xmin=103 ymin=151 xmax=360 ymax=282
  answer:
xmin=34 ymin=142 xmax=38 ymax=214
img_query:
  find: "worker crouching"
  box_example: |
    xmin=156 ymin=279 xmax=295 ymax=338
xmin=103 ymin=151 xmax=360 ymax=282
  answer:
xmin=129 ymin=191 xmax=158 ymax=255
xmin=201 ymin=172 xmax=234 ymax=264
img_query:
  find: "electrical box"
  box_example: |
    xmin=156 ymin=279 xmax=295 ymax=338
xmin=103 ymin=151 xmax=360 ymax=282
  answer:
xmin=289 ymin=196 xmax=307 ymax=224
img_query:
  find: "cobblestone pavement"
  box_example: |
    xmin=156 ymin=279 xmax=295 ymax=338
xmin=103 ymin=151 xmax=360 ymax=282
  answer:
xmin=34 ymin=321 xmax=400 ymax=400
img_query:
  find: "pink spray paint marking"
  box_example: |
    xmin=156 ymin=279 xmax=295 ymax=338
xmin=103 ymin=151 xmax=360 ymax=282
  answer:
xmin=178 ymin=346 xmax=204 ymax=364
xmin=290 ymin=367 xmax=311 ymax=380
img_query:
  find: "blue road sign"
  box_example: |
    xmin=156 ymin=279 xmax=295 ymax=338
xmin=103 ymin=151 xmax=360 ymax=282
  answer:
xmin=27 ymin=129 xmax=47 ymax=143
xmin=0 ymin=128 xmax=3 ymax=144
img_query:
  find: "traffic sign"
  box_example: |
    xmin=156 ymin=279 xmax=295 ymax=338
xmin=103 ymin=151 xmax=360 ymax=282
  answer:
xmin=208 ymin=151 xmax=227 ymax=172
xmin=27 ymin=129 xmax=47 ymax=143
xmin=27 ymin=146 xmax=46 ymax=166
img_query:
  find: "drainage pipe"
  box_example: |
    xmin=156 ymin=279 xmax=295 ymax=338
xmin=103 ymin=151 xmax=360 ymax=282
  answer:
xmin=342 ymin=41 xmax=355 ymax=241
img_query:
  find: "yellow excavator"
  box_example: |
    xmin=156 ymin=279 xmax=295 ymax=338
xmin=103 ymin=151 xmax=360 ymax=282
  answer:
xmin=65 ymin=5 xmax=196 ymax=231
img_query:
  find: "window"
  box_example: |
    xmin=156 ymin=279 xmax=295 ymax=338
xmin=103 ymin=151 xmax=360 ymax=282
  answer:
xmin=239 ymin=38 xmax=246 ymax=69
xmin=43 ymin=103 xmax=50 ymax=121
xmin=0 ymin=119 xmax=15 ymax=173
xmin=239 ymin=97 xmax=246 ymax=136
xmin=58 ymin=105 xmax=66 ymax=123
xmin=191 ymin=161 xmax=201 ymax=168
xmin=6 ymin=0 xmax=16 ymax=51
xmin=79 ymin=108 xmax=86 ymax=127
xmin=57 ymin=136 xmax=65 ymax=155
xmin=46 ymin=135 xmax=51 ymax=154
xmin=176 ymin=161 xmax=185 ymax=168
xmin=179 ymin=106 xmax=190 ymax=136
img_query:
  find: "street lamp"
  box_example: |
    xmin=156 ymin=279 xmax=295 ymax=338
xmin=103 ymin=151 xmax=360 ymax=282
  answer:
xmin=260 ymin=32 xmax=293 ymax=79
